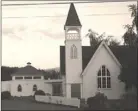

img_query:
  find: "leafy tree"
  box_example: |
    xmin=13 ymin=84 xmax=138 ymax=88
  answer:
xmin=119 ymin=4 xmax=137 ymax=90
xmin=1 ymin=66 xmax=18 ymax=81
xmin=122 ymin=4 xmax=138 ymax=46
xmin=118 ymin=59 xmax=137 ymax=90
xmin=109 ymin=39 xmax=121 ymax=46
xmin=48 ymin=69 xmax=60 ymax=79
xmin=85 ymin=29 xmax=100 ymax=47
xmin=86 ymin=29 xmax=120 ymax=47
xmin=122 ymin=24 xmax=137 ymax=46
xmin=38 ymin=68 xmax=60 ymax=80
xmin=128 ymin=4 xmax=137 ymax=30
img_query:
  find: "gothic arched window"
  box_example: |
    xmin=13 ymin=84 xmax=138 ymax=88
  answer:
xmin=33 ymin=84 xmax=37 ymax=91
xmin=71 ymin=44 xmax=77 ymax=59
xmin=97 ymin=65 xmax=111 ymax=89
xmin=17 ymin=84 xmax=22 ymax=92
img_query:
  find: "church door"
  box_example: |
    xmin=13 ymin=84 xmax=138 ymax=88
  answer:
xmin=71 ymin=84 xmax=81 ymax=98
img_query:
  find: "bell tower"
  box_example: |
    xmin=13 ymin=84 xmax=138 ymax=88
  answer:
xmin=64 ymin=3 xmax=82 ymax=98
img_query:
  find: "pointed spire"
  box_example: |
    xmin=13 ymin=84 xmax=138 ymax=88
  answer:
xmin=65 ymin=3 xmax=81 ymax=27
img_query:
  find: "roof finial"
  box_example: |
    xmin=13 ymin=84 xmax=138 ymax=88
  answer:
xmin=27 ymin=62 xmax=31 ymax=66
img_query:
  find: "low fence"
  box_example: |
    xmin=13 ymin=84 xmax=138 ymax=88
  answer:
xmin=35 ymin=95 xmax=80 ymax=108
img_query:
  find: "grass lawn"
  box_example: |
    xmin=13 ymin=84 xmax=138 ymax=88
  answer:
xmin=2 ymin=99 xmax=78 ymax=110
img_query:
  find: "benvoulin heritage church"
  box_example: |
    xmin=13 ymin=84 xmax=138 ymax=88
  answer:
xmin=60 ymin=3 xmax=136 ymax=99
xmin=2 ymin=3 xmax=136 ymax=100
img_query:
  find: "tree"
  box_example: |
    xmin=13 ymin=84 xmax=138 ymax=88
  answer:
xmin=86 ymin=29 xmax=120 ymax=47
xmin=122 ymin=4 xmax=138 ymax=46
xmin=109 ymin=39 xmax=120 ymax=46
xmin=128 ymin=4 xmax=137 ymax=30
xmin=1 ymin=66 xmax=18 ymax=81
xmin=122 ymin=24 xmax=137 ymax=46
xmin=48 ymin=69 xmax=60 ymax=79
xmin=39 ymin=68 xmax=60 ymax=79
xmin=85 ymin=29 xmax=100 ymax=47
xmin=119 ymin=4 xmax=137 ymax=90
xmin=118 ymin=58 xmax=137 ymax=90
xmin=105 ymin=35 xmax=120 ymax=46
xmin=136 ymin=2 xmax=138 ymax=34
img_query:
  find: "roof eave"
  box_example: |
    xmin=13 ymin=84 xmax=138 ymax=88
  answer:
xmin=11 ymin=74 xmax=44 ymax=76
xmin=64 ymin=25 xmax=82 ymax=30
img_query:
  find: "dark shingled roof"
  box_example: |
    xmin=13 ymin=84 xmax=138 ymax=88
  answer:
xmin=64 ymin=3 xmax=81 ymax=27
xmin=60 ymin=45 xmax=137 ymax=75
xmin=11 ymin=65 xmax=43 ymax=76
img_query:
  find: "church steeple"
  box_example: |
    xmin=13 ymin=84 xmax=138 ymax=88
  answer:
xmin=64 ymin=3 xmax=81 ymax=28
xmin=64 ymin=3 xmax=82 ymax=99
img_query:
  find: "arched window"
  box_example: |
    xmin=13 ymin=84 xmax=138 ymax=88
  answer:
xmin=17 ymin=85 xmax=22 ymax=92
xmin=97 ymin=65 xmax=111 ymax=89
xmin=33 ymin=84 xmax=37 ymax=91
xmin=71 ymin=45 xmax=77 ymax=59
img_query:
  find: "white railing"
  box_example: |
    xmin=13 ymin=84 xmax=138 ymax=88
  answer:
xmin=35 ymin=95 xmax=80 ymax=108
xmin=66 ymin=33 xmax=79 ymax=39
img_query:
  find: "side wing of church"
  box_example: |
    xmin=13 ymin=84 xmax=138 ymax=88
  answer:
xmin=60 ymin=3 xmax=137 ymax=100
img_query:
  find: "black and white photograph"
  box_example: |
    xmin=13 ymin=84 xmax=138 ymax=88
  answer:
xmin=1 ymin=0 xmax=137 ymax=110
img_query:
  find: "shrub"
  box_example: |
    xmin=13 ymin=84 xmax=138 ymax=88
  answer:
xmin=120 ymin=91 xmax=137 ymax=110
xmin=87 ymin=92 xmax=107 ymax=110
xmin=34 ymin=90 xmax=45 ymax=96
xmin=106 ymin=99 xmax=122 ymax=110
xmin=45 ymin=93 xmax=51 ymax=96
xmin=104 ymin=90 xmax=137 ymax=110
xmin=1 ymin=91 xmax=11 ymax=100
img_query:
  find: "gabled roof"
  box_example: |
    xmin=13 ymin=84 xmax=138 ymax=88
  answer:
xmin=64 ymin=3 xmax=81 ymax=27
xmin=110 ymin=45 xmax=137 ymax=68
xmin=81 ymin=41 xmax=122 ymax=76
xmin=60 ymin=44 xmax=137 ymax=75
xmin=11 ymin=64 xmax=43 ymax=76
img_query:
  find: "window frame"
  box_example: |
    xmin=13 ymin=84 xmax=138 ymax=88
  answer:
xmin=17 ymin=84 xmax=22 ymax=92
xmin=70 ymin=44 xmax=77 ymax=59
xmin=97 ymin=65 xmax=111 ymax=89
xmin=33 ymin=76 xmax=41 ymax=79
xmin=24 ymin=76 xmax=32 ymax=79
xmin=33 ymin=84 xmax=37 ymax=91
xmin=15 ymin=76 xmax=23 ymax=80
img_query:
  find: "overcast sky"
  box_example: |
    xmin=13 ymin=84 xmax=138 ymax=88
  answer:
xmin=2 ymin=1 xmax=137 ymax=69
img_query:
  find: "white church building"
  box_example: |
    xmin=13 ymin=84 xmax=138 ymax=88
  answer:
xmin=60 ymin=3 xmax=136 ymax=100
xmin=2 ymin=3 xmax=136 ymax=100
